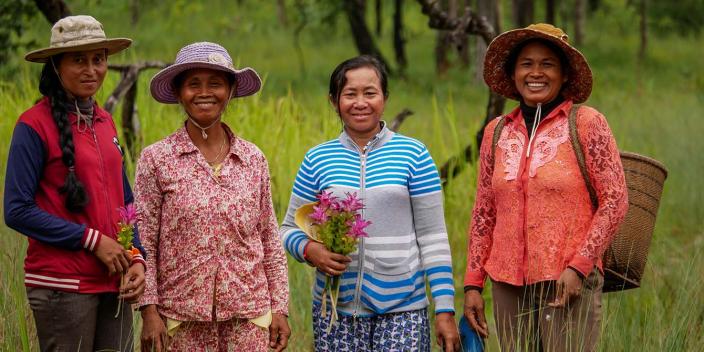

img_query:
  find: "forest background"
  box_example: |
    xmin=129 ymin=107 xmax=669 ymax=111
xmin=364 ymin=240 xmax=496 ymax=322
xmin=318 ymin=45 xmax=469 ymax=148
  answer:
xmin=0 ymin=0 xmax=702 ymax=351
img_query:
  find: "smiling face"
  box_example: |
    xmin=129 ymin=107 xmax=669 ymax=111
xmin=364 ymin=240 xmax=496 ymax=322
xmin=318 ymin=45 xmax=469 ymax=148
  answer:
xmin=333 ymin=66 xmax=386 ymax=144
xmin=511 ymin=41 xmax=568 ymax=107
xmin=57 ymin=49 xmax=108 ymax=99
xmin=176 ymin=68 xmax=233 ymax=124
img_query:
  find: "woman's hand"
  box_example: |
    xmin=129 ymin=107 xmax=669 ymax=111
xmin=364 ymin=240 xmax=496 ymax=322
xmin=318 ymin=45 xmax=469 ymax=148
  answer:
xmin=269 ymin=313 xmax=291 ymax=351
xmin=304 ymin=242 xmax=351 ymax=276
xmin=435 ymin=312 xmax=460 ymax=352
xmin=94 ymin=236 xmax=131 ymax=275
xmin=120 ymin=263 xmax=145 ymax=302
xmin=549 ymin=268 xmax=584 ymax=308
xmin=463 ymin=289 xmax=489 ymax=338
xmin=140 ymin=305 xmax=167 ymax=352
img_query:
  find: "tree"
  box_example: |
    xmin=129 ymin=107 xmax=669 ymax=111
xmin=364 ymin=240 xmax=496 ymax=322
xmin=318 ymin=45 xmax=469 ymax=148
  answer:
xmin=393 ymin=0 xmax=407 ymax=74
xmin=416 ymin=0 xmax=506 ymax=180
xmin=33 ymin=0 xmax=71 ymax=24
xmin=638 ymin=0 xmax=647 ymax=61
xmin=0 ymin=0 xmax=37 ymax=66
xmin=546 ymin=0 xmax=556 ymax=24
xmin=574 ymin=0 xmax=586 ymax=46
xmin=512 ymin=0 xmax=534 ymax=28
xmin=342 ymin=0 xmax=392 ymax=72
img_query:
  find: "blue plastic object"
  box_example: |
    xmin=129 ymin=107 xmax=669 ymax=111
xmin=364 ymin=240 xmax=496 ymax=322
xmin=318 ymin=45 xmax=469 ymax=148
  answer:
xmin=459 ymin=315 xmax=485 ymax=352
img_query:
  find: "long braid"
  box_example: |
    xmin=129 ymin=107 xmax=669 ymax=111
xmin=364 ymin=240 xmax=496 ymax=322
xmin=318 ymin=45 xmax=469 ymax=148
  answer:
xmin=39 ymin=59 xmax=89 ymax=212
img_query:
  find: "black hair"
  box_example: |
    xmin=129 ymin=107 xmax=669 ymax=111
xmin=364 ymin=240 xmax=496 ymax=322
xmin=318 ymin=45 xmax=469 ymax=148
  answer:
xmin=38 ymin=56 xmax=89 ymax=213
xmin=328 ymin=55 xmax=388 ymax=105
xmin=505 ymin=38 xmax=570 ymax=78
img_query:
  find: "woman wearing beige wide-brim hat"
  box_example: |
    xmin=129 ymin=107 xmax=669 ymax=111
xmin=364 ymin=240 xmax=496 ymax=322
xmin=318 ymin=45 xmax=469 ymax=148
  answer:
xmin=462 ymin=24 xmax=628 ymax=351
xmin=4 ymin=15 xmax=146 ymax=352
xmin=134 ymin=42 xmax=290 ymax=352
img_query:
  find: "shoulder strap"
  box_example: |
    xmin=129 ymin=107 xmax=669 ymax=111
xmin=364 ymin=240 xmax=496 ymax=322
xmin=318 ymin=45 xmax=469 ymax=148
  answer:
xmin=491 ymin=116 xmax=507 ymax=163
xmin=568 ymin=105 xmax=599 ymax=210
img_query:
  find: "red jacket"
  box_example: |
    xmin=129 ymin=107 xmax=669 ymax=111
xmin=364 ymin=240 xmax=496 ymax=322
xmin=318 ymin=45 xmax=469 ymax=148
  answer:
xmin=4 ymin=97 xmax=145 ymax=293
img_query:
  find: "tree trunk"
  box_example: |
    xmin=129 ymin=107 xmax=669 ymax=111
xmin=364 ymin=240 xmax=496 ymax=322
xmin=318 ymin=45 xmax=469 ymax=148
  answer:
xmin=276 ymin=0 xmax=289 ymax=27
xmin=393 ymin=0 xmax=407 ymax=74
xmin=121 ymin=81 xmax=140 ymax=159
xmin=33 ymin=0 xmax=71 ymax=24
xmin=343 ymin=0 xmax=392 ymax=71
xmin=574 ymin=0 xmax=586 ymax=46
xmin=512 ymin=0 xmax=534 ymax=28
xmin=638 ymin=0 xmax=647 ymax=61
xmin=546 ymin=0 xmax=556 ymax=24
xmin=434 ymin=0 xmax=458 ymax=76
xmin=375 ymin=0 xmax=382 ymax=36
xmin=474 ymin=0 xmax=499 ymax=83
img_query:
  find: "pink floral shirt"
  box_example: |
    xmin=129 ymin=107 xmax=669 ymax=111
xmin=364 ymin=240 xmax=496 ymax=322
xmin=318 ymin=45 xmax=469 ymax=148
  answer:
xmin=135 ymin=125 xmax=288 ymax=321
xmin=464 ymin=101 xmax=628 ymax=288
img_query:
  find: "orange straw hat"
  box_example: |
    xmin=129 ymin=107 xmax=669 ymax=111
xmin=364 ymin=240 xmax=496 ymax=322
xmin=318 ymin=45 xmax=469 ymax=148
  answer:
xmin=483 ymin=23 xmax=593 ymax=103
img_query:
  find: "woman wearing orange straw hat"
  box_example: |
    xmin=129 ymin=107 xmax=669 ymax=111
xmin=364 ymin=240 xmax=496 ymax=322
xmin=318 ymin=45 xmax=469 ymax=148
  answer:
xmin=4 ymin=15 xmax=145 ymax=351
xmin=462 ymin=24 xmax=628 ymax=351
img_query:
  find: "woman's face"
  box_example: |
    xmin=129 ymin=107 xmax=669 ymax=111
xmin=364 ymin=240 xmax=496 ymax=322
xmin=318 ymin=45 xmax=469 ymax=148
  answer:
xmin=511 ymin=41 xmax=567 ymax=107
xmin=334 ymin=66 xmax=386 ymax=138
xmin=177 ymin=68 xmax=233 ymax=124
xmin=57 ymin=49 xmax=108 ymax=99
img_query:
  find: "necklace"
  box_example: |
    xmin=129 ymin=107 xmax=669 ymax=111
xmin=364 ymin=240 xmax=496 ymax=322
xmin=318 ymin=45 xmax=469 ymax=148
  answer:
xmin=205 ymin=133 xmax=228 ymax=165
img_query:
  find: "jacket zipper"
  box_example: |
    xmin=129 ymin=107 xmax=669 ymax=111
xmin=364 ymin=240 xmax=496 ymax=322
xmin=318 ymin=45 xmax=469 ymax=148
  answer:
xmin=352 ymin=134 xmax=382 ymax=318
xmin=89 ymin=121 xmax=113 ymax=236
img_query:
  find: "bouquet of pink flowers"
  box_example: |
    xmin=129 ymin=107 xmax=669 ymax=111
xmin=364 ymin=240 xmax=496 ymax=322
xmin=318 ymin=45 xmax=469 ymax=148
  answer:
xmin=115 ymin=204 xmax=139 ymax=317
xmin=295 ymin=190 xmax=371 ymax=326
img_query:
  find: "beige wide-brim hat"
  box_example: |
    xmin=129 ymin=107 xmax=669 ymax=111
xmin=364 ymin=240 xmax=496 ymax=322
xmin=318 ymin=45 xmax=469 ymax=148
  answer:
xmin=25 ymin=15 xmax=131 ymax=63
xmin=483 ymin=23 xmax=593 ymax=103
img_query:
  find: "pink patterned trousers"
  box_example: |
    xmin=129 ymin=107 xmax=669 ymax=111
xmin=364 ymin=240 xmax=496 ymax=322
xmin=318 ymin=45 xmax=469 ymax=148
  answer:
xmin=167 ymin=319 xmax=269 ymax=352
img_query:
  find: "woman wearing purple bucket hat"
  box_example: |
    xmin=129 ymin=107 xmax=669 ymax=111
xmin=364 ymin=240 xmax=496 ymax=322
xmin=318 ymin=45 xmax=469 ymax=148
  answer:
xmin=135 ymin=42 xmax=290 ymax=351
xmin=4 ymin=15 xmax=145 ymax=351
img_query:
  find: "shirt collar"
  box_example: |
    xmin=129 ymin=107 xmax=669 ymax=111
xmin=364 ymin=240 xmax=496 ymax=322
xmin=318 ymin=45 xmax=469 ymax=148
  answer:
xmin=338 ymin=120 xmax=394 ymax=152
xmin=506 ymin=99 xmax=573 ymax=124
xmin=172 ymin=122 xmax=246 ymax=163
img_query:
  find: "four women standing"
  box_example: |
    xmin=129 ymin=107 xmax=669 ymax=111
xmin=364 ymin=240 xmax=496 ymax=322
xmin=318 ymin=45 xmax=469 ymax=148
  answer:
xmin=5 ymin=15 xmax=625 ymax=352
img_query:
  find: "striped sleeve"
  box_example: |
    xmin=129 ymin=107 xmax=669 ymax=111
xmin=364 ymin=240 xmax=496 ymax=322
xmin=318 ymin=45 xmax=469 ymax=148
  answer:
xmin=409 ymin=144 xmax=455 ymax=314
xmin=280 ymin=153 xmax=318 ymax=263
xmin=409 ymin=147 xmax=443 ymax=197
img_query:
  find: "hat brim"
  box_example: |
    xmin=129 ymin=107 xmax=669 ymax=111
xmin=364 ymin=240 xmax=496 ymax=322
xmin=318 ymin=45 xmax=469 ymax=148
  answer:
xmin=24 ymin=38 xmax=132 ymax=63
xmin=149 ymin=62 xmax=262 ymax=104
xmin=483 ymin=28 xmax=593 ymax=104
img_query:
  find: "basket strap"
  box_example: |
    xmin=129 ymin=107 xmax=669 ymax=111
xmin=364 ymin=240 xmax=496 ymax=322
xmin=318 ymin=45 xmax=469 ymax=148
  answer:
xmin=491 ymin=116 xmax=506 ymax=164
xmin=568 ymin=105 xmax=599 ymax=210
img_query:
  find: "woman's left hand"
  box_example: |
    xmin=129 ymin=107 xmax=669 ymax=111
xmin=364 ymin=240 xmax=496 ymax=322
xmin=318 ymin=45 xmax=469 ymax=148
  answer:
xmin=119 ymin=263 xmax=145 ymax=302
xmin=549 ymin=268 xmax=583 ymax=308
xmin=435 ymin=312 xmax=460 ymax=352
xmin=269 ymin=313 xmax=290 ymax=351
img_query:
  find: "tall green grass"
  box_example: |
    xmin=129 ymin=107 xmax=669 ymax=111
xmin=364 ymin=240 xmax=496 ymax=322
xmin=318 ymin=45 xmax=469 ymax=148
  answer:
xmin=1 ymin=1 xmax=703 ymax=351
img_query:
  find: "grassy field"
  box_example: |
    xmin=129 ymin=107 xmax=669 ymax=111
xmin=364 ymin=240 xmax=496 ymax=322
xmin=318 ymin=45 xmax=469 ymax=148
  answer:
xmin=1 ymin=1 xmax=703 ymax=351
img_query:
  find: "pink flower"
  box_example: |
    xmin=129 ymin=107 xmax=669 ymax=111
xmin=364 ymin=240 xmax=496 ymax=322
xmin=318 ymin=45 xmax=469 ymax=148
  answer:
xmin=341 ymin=192 xmax=364 ymax=212
xmin=347 ymin=215 xmax=371 ymax=238
xmin=316 ymin=190 xmax=337 ymax=208
xmin=118 ymin=204 xmax=137 ymax=225
xmin=309 ymin=204 xmax=329 ymax=224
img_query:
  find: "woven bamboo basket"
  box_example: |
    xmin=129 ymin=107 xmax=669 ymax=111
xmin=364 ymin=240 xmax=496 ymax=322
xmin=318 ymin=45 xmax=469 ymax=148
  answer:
xmin=602 ymin=151 xmax=668 ymax=292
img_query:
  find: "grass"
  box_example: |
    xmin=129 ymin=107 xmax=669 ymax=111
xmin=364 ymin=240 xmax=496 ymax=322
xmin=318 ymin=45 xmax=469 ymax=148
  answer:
xmin=1 ymin=1 xmax=703 ymax=351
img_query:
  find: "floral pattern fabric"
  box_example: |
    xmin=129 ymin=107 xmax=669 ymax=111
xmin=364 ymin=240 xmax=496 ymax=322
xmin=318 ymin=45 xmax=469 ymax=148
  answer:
xmin=166 ymin=318 xmax=268 ymax=352
xmin=464 ymin=101 xmax=628 ymax=288
xmin=135 ymin=125 xmax=288 ymax=321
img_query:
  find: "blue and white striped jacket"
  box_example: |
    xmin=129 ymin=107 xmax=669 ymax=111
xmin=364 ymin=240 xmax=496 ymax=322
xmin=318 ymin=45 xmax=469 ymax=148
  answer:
xmin=280 ymin=124 xmax=455 ymax=317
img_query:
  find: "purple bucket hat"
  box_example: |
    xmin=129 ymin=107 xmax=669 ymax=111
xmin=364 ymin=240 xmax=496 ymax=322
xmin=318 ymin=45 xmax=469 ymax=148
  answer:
xmin=150 ymin=42 xmax=262 ymax=104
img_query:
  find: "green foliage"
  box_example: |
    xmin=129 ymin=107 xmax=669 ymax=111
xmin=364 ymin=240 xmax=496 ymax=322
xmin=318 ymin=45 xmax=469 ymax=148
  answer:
xmin=648 ymin=0 xmax=704 ymax=36
xmin=0 ymin=0 xmax=37 ymax=68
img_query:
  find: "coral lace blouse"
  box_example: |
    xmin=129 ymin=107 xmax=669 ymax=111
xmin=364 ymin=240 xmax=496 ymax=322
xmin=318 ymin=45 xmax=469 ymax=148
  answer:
xmin=464 ymin=100 xmax=628 ymax=288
